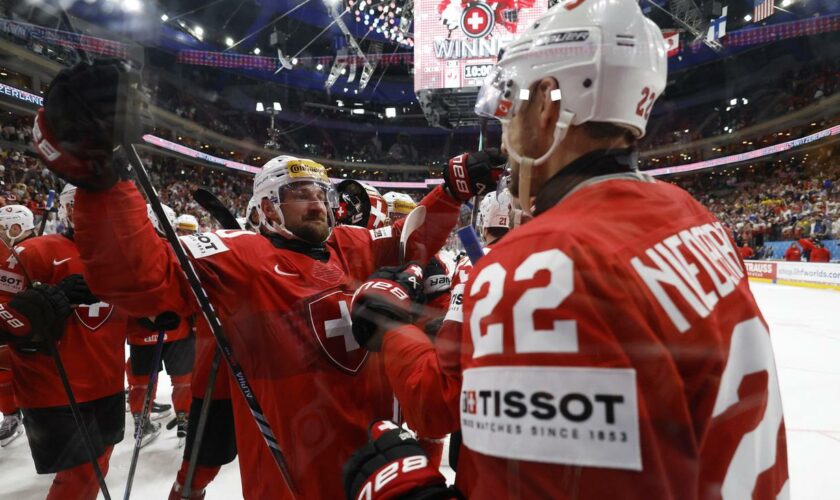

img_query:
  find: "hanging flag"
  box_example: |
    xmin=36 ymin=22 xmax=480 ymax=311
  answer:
xmin=707 ymin=6 xmax=728 ymax=41
xmin=662 ymin=30 xmax=680 ymax=57
xmin=754 ymin=0 xmax=774 ymax=22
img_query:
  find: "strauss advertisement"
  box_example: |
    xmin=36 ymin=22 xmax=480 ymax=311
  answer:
xmin=414 ymin=0 xmax=548 ymax=91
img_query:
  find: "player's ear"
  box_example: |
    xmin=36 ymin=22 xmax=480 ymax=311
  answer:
xmin=536 ymin=77 xmax=561 ymax=132
xmin=260 ymin=197 xmax=279 ymax=222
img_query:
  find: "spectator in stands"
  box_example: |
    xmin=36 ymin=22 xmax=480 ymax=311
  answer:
xmin=784 ymin=242 xmax=802 ymax=262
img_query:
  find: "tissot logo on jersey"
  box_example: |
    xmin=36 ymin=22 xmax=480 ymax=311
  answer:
xmin=461 ymin=366 xmax=642 ymax=470
xmin=181 ymin=232 xmax=230 ymax=259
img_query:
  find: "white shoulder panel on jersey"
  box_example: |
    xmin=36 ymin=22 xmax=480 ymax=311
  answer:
xmin=370 ymin=226 xmax=393 ymax=240
xmin=180 ymin=232 xmax=230 ymax=259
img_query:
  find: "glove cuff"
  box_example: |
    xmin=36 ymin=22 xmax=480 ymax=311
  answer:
xmin=33 ymin=109 xmax=91 ymax=181
xmin=0 ymin=302 xmax=32 ymax=337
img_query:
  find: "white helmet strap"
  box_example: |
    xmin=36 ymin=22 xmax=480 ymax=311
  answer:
xmin=504 ymin=109 xmax=575 ymax=215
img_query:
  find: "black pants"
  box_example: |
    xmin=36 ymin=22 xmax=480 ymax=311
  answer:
xmin=22 ymin=392 xmax=124 ymax=474
xmin=130 ymin=337 xmax=195 ymax=376
xmin=183 ymin=397 xmax=237 ymax=466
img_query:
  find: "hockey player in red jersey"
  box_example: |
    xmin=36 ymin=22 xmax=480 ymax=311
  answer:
xmin=346 ymin=0 xmax=789 ymax=498
xmin=0 ymin=204 xmax=37 ymax=447
xmin=125 ymin=204 xmax=194 ymax=448
xmin=32 ymin=58 xmax=500 ymax=498
xmin=0 ymin=184 xmax=128 ymax=500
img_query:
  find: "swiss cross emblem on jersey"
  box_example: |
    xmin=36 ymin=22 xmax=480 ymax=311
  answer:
xmin=460 ymin=2 xmax=495 ymax=38
xmin=307 ymin=290 xmax=368 ymax=375
xmin=74 ymin=301 xmax=115 ymax=331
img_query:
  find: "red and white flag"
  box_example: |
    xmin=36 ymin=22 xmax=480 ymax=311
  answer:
xmin=754 ymin=0 xmax=774 ymax=22
xmin=662 ymin=30 xmax=680 ymax=57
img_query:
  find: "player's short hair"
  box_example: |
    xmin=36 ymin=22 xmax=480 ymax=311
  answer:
xmin=580 ymin=121 xmax=637 ymax=146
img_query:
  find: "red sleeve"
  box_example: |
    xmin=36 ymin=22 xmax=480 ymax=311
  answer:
xmin=368 ymin=186 xmax=461 ymax=267
xmin=798 ymin=238 xmax=815 ymax=252
xmin=381 ymin=324 xmax=462 ymax=438
xmin=74 ymin=181 xmax=196 ymax=317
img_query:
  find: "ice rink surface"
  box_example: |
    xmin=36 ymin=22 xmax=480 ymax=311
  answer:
xmin=1 ymin=281 xmax=838 ymax=499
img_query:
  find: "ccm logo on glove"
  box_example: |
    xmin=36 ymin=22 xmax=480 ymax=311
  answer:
xmin=0 ymin=304 xmax=27 ymax=330
xmin=355 ymin=279 xmax=411 ymax=302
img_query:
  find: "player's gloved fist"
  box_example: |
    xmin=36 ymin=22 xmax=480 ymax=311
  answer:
xmin=443 ymin=149 xmax=506 ymax=201
xmin=137 ymin=311 xmax=181 ymax=332
xmin=57 ymin=274 xmax=99 ymax=305
xmin=0 ymin=284 xmax=71 ymax=343
xmin=350 ymin=263 xmax=424 ymax=351
xmin=343 ymin=420 xmax=455 ymax=500
xmin=34 ymin=58 xmax=144 ymax=191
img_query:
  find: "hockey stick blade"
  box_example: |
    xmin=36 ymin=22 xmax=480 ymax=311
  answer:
xmin=399 ymin=205 xmax=427 ymax=265
xmin=193 ymin=188 xmax=240 ymax=230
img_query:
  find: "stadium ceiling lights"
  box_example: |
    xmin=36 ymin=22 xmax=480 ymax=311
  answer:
xmin=385 ymin=107 xmax=397 ymax=118
xmin=348 ymin=0 xmax=414 ymax=46
xmin=225 ymin=36 xmax=234 ymax=47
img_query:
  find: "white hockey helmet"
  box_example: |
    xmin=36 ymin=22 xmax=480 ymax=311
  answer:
xmin=245 ymin=196 xmax=261 ymax=230
xmin=57 ymin=183 xmax=76 ymax=229
xmin=252 ymin=155 xmax=338 ymax=242
xmin=382 ymin=191 xmax=417 ymax=221
xmin=176 ymin=214 xmax=199 ymax=233
xmin=478 ymin=189 xmax=515 ymax=231
xmin=0 ymin=204 xmax=35 ymax=242
xmin=475 ymin=0 xmax=666 ymax=208
xmin=146 ymin=203 xmax=177 ymax=235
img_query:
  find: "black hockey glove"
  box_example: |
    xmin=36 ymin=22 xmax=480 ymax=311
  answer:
xmin=423 ymin=256 xmax=452 ymax=300
xmin=34 ymin=58 xmax=145 ymax=191
xmin=343 ymin=420 xmax=458 ymax=500
xmin=0 ymin=284 xmax=71 ymax=346
xmin=57 ymin=274 xmax=100 ymax=305
xmin=137 ymin=311 xmax=181 ymax=332
xmin=443 ymin=149 xmax=506 ymax=202
xmin=350 ymin=263 xmax=424 ymax=351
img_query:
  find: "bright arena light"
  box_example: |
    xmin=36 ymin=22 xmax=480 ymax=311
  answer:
xmin=225 ymin=37 xmax=234 ymax=47
xmin=385 ymin=107 xmax=396 ymax=118
xmin=123 ymin=0 xmax=142 ymax=12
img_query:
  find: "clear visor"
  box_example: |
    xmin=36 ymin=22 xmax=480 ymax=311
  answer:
xmin=474 ymin=66 xmax=518 ymax=121
xmin=278 ymin=179 xmax=339 ymax=209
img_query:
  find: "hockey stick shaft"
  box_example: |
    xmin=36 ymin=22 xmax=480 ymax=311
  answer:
xmin=182 ymin=349 xmax=221 ymax=499
xmin=124 ymin=144 xmax=298 ymax=496
xmin=123 ymin=329 xmax=166 ymax=500
xmin=37 ymin=189 xmax=55 ymax=236
xmin=0 ymin=238 xmax=111 ymax=500
xmin=182 ymin=189 xmax=237 ymax=498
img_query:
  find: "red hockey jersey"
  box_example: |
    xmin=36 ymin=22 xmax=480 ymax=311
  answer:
xmin=0 ymin=234 xmax=127 ymax=408
xmin=73 ymin=181 xmax=460 ymax=499
xmin=383 ymin=176 xmax=788 ymax=499
xmin=126 ymin=314 xmax=191 ymax=346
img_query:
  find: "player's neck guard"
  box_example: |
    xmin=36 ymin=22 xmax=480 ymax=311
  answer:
xmin=266 ymin=233 xmax=330 ymax=262
xmin=533 ymin=148 xmax=638 ymax=216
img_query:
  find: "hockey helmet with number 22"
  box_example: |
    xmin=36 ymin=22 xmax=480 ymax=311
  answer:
xmin=475 ymin=0 xmax=666 ymax=212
